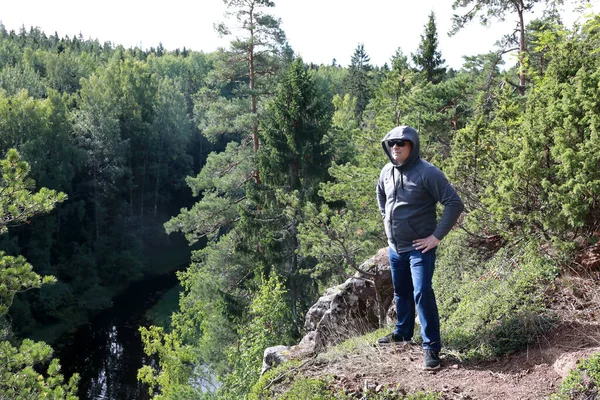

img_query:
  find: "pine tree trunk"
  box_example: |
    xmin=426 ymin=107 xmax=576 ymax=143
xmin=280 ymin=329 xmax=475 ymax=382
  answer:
xmin=249 ymin=5 xmax=261 ymax=185
xmin=289 ymin=220 xmax=299 ymax=321
xmin=517 ymin=0 xmax=526 ymax=95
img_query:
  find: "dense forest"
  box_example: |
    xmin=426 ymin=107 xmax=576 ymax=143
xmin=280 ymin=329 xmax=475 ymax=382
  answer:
xmin=2 ymin=0 xmax=600 ymax=398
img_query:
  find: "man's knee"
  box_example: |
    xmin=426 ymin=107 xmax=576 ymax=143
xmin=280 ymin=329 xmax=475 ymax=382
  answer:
xmin=413 ymin=286 xmax=435 ymax=303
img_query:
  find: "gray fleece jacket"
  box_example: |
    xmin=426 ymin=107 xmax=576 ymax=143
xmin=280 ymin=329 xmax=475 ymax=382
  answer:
xmin=376 ymin=126 xmax=464 ymax=253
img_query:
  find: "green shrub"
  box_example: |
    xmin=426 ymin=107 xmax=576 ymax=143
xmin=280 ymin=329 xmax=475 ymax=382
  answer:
xmin=250 ymin=360 xmax=303 ymax=400
xmin=278 ymin=377 xmax=337 ymax=400
xmin=436 ymin=232 xmax=558 ymax=359
xmin=551 ymin=352 xmax=600 ymax=399
xmin=219 ymin=274 xmax=296 ymax=399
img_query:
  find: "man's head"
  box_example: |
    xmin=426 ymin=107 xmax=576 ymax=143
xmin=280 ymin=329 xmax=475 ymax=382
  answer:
xmin=381 ymin=126 xmax=419 ymax=167
xmin=387 ymin=139 xmax=412 ymax=164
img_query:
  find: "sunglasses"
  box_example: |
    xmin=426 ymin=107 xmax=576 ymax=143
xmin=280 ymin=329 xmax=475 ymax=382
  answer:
xmin=387 ymin=140 xmax=408 ymax=147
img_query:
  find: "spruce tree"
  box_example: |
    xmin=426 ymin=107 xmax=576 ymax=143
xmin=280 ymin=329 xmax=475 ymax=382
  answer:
xmin=346 ymin=43 xmax=373 ymax=121
xmin=412 ymin=12 xmax=446 ymax=84
xmin=259 ymin=58 xmax=330 ymax=191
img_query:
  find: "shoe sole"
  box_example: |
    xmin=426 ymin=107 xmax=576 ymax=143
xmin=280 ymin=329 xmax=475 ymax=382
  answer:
xmin=423 ymin=364 xmax=441 ymax=370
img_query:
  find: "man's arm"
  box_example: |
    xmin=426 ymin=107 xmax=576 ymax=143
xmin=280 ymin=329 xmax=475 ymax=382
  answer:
xmin=414 ymin=168 xmax=463 ymax=253
xmin=376 ymin=170 xmax=387 ymax=219
xmin=423 ymin=166 xmax=464 ymax=241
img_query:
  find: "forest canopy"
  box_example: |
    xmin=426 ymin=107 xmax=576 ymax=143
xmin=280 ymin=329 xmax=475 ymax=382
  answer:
xmin=1 ymin=2 xmax=600 ymax=398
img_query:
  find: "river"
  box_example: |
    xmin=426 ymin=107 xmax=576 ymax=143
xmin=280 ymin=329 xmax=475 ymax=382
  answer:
xmin=55 ymin=271 xmax=180 ymax=400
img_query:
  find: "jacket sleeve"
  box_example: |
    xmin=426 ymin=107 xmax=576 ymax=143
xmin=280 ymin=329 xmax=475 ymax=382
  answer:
xmin=376 ymin=169 xmax=387 ymax=219
xmin=423 ymin=166 xmax=464 ymax=241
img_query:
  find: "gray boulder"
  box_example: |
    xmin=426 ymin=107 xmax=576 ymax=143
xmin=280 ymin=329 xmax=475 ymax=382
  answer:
xmin=261 ymin=248 xmax=394 ymax=375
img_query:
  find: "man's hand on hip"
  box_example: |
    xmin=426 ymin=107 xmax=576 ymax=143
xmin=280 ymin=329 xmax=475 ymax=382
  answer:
xmin=413 ymin=235 xmax=440 ymax=253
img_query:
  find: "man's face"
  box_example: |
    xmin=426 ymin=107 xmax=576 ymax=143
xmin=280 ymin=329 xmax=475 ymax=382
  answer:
xmin=388 ymin=139 xmax=412 ymax=164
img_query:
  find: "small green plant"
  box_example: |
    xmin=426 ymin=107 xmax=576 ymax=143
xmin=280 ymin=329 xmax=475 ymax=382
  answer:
xmin=278 ymin=377 xmax=337 ymax=400
xmin=436 ymin=232 xmax=558 ymax=359
xmin=551 ymin=352 xmax=600 ymax=399
xmin=250 ymin=360 xmax=304 ymax=400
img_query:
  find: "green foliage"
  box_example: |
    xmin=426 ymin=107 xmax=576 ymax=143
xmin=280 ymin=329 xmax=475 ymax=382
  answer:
xmin=138 ymin=325 xmax=204 ymax=399
xmin=4 ymin=6 xmax=596 ymax=399
xmin=366 ymin=49 xmax=416 ymax=135
xmin=0 ymin=26 xmax=219 ymax=394
xmin=448 ymin=15 xmax=600 ymax=242
xmin=165 ymin=142 xmax=254 ymax=243
xmin=138 ymin=235 xmax=246 ymax=399
xmin=436 ymin=232 xmax=557 ymax=358
xmin=194 ymin=86 xmax=253 ymax=142
xmin=145 ymin=285 xmax=181 ymax=330
xmin=0 ymin=65 xmax=46 ymax=97
xmin=412 ymin=12 xmax=446 ymax=84
xmin=312 ymin=64 xmax=348 ymax=106
xmin=0 ymin=252 xmax=56 ymax=316
xmin=0 ymin=148 xmax=67 ymax=235
xmin=450 ymin=0 xmax=560 ymax=34
xmin=0 ymin=339 xmax=79 ymax=399
xmin=250 ymin=359 xmax=302 ymax=399
xmin=523 ymin=14 xmax=566 ymax=83
xmin=0 ymin=150 xmax=76 ymax=398
xmin=345 ymin=43 xmax=373 ymax=121
xmin=297 ymin=83 xmax=386 ymax=283
xmin=275 ymin=377 xmax=335 ymax=400
xmin=218 ymin=274 xmax=295 ymax=399
xmin=551 ymin=352 xmax=600 ymax=399
xmin=259 ymin=58 xmax=330 ymax=191
xmin=298 ymin=164 xmax=386 ymax=282
xmin=321 ymin=93 xmax=359 ymax=164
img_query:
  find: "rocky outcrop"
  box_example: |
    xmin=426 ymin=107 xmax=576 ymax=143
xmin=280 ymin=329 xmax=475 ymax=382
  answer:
xmin=261 ymin=248 xmax=394 ymax=374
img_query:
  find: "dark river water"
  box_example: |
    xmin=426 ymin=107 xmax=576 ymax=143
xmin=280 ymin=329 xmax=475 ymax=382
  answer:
xmin=55 ymin=272 xmax=180 ymax=400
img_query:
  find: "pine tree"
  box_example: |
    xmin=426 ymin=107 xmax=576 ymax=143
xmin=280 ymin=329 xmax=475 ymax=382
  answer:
xmin=0 ymin=149 xmax=78 ymax=398
xmin=214 ymin=0 xmax=290 ymax=184
xmin=450 ymin=0 xmax=563 ymax=94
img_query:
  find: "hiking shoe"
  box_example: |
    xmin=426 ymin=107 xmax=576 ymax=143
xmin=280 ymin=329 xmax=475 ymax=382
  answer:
xmin=376 ymin=333 xmax=411 ymax=346
xmin=423 ymin=349 xmax=441 ymax=370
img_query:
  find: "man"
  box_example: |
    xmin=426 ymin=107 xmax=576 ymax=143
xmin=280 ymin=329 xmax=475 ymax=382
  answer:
xmin=376 ymin=125 xmax=463 ymax=370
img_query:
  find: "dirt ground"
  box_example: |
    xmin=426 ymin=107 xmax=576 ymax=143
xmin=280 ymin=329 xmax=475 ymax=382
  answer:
xmin=297 ymin=273 xmax=600 ymax=399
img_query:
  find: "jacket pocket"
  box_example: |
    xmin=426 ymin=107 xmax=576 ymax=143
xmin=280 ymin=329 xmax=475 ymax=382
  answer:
xmin=384 ymin=217 xmax=392 ymax=242
xmin=391 ymin=219 xmax=420 ymax=243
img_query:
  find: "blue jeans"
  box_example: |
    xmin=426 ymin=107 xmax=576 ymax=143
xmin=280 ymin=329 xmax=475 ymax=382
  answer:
xmin=389 ymin=247 xmax=441 ymax=351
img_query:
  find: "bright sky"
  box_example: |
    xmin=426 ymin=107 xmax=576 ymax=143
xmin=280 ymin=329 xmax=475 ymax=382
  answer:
xmin=1 ymin=0 xmax=598 ymax=69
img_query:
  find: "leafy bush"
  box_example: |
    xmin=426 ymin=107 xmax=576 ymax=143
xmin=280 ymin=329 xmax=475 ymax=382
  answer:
xmin=436 ymin=231 xmax=558 ymax=358
xmin=218 ymin=274 xmax=296 ymax=399
xmin=277 ymin=377 xmax=335 ymax=400
xmin=551 ymin=352 xmax=600 ymax=399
